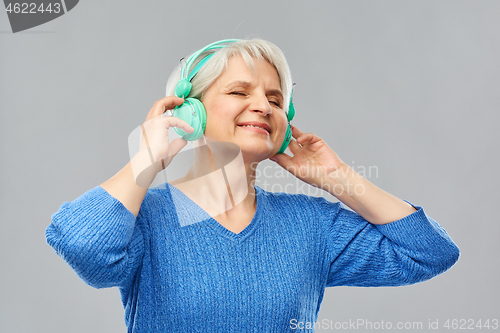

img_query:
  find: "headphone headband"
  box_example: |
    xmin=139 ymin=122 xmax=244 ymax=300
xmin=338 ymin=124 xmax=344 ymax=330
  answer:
xmin=181 ymin=39 xmax=240 ymax=80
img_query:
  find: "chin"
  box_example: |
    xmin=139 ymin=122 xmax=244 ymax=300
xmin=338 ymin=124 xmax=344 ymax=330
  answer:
xmin=205 ymin=136 xmax=274 ymax=159
xmin=239 ymin=145 xmax=274 ymax=160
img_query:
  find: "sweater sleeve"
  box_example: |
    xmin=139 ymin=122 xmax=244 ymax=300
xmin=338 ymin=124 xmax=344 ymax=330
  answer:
xmin=45 ymin=186 xmax=145 ymax=289
xmin=321 ymin=199 xmax=460 ymax=287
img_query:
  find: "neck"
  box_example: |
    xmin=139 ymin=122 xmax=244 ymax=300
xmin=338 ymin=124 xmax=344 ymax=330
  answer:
xmin=170 ymin=135 xmax=259 ymax=218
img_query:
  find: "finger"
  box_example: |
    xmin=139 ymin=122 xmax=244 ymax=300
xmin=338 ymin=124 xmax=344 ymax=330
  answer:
xmin=296 ymin=133 xmax=315 ymax=146
xmin=290 ymin=124 xmax=304 ymax=138
xmin=168 ymin=138 xmax=188 ymax=157
xmin=287 ymin=137 xmax=302 ymax=155
xmin=270 ymin=152 xmax=290 ymax=165
xmin=290 ymin=124 xmax=308 ymax=147
xmin=269 ymin=153 xmax=296 ymax=174
xmin=162 ymin=116 xmax=194 ymax=133
xmin=162 ymin=138 xmax=188 ymax=169
xmin=272 ymin=153 xmax=312 ymax=181
xmin=147 ymin=96 xmax=185 ymax=120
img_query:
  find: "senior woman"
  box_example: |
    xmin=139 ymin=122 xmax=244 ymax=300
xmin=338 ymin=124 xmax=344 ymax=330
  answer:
xmin=46 ymin=39 xmax=460 ymax=332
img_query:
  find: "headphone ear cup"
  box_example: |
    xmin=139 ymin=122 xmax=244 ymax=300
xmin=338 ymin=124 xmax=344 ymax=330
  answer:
xmin=174 ymin=79 xmax=192 ymax=99
xmin=172 ymin=97 xmax=207 ymax=141
xmin=277 ymin=123 xmax=292 ymax=154
xmin=287 ymin=101 xmax=295 ymax=122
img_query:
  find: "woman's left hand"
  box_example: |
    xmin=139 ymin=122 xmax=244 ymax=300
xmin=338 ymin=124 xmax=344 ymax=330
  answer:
xmin=269 ymin=124 xmax=346 ymax=190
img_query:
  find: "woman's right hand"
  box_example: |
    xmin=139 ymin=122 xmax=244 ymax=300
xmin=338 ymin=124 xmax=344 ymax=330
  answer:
xmin=101 ymin=97 xmax=193 ymax=213
xmin=139 ymin=96 xmax=194 ymax=170
xmin=131 ymin=96 xmax=194 ymax=188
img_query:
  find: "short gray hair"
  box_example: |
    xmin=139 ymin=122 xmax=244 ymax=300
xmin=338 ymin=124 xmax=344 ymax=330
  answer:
xmin=165 ymin=38 xmax=293 ymax=114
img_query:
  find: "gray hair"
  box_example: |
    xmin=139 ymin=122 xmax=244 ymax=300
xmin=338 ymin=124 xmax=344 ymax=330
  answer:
xmin=165 ymin=38 xmax=293 ymax=114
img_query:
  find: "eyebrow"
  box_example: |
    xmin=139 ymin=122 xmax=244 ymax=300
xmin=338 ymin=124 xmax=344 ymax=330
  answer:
xmin=226 ymin=80 xmax=284 ymax=101
xmin=226 ymin=80 xmax=252 ymax=89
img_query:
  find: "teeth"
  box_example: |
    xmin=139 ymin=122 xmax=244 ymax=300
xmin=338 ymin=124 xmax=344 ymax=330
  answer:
xmin=240 ymin=124 xmax=267 ymax=131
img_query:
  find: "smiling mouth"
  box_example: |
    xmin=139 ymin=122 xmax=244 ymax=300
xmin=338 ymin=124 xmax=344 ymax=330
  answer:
xmin=237 ymin=124 xmax=270 ymax=134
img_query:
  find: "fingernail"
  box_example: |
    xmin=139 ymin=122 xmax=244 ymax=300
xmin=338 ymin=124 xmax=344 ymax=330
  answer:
xmin=270 ymin=157 xmax=277 ymax=162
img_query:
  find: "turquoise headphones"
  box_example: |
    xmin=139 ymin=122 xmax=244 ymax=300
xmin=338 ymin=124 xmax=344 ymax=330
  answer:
xmin=172 ymin=39 xmax=295 ymax=154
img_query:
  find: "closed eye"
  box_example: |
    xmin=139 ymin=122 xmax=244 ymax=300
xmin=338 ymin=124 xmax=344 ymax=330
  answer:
xmin=229 ymin=91 xmax=247 ymax=96
xmin=269 ymin=100 xmax=282 ymax=108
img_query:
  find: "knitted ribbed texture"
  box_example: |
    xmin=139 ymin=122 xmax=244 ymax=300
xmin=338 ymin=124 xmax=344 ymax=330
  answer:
xmin=45 ymin=183 xmax=459 ymax=332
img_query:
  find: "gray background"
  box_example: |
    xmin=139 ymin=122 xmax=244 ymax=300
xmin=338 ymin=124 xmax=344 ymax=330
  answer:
xmin=1 ymin=0 xmax=499 ymax=332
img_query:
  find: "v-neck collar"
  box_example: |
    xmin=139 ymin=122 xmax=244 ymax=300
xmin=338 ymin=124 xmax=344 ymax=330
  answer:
xmin=164 ymin=182 xmax=264 ymax=242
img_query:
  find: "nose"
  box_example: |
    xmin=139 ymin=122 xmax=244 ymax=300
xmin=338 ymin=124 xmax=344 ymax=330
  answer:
xmin=249 ymin=93 xmax=272 ymax=116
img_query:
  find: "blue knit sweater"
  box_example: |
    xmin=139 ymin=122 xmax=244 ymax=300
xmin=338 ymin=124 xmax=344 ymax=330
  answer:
xmin=45 ymin=183 xmax=459 ymax=332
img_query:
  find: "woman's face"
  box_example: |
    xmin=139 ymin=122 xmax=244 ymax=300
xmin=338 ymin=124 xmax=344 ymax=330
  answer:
xmin=201 ymin=55 xmax=287 ymax=161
